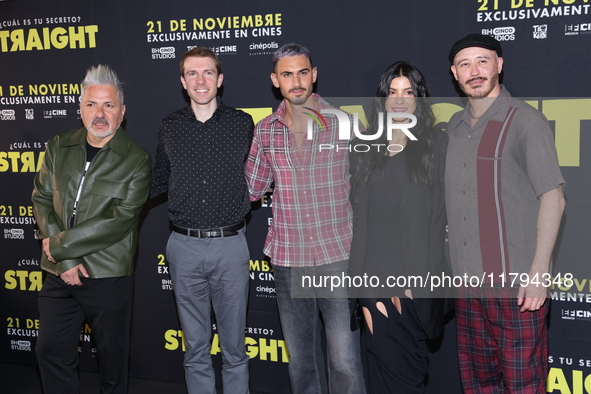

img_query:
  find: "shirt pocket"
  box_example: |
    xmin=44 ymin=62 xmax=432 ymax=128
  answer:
xmin=92 ymin=178 xmax=128 ymax=200
xmin=52 ymin=172 xmax=71 ymax=192
xmin=264 ymin=143 xmax=293 ymax=170
xmin=52 ymin=172 xmax=72 ymax=215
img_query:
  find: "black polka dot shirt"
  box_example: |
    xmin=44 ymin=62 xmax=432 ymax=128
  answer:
xmin=151 ymin=99 xmax=254 ymax=229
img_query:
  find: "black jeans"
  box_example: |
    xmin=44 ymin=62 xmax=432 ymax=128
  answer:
xmin=36 ymin=274 xmax=133 ymax=394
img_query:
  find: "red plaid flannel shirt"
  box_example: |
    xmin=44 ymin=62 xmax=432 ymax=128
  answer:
xmin=245 ymin=94 xmax=353 ymax=267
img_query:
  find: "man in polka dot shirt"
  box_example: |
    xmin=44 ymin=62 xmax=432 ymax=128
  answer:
xmin=151 ymin=47 xmax=254 ymax=394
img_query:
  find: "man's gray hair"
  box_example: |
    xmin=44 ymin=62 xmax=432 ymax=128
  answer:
xmin=80 ymin=64 xmax=124 ymax=104
xmin=272 ymin=43 xmax=313 ymax=72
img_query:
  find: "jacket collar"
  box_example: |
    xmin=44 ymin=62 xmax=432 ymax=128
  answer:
xmin=59 ymin=127 xmax=129 ymax=157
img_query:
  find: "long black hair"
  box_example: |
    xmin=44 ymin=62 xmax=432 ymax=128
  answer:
xmin=356 ymin=61 xmax=436 ymax=187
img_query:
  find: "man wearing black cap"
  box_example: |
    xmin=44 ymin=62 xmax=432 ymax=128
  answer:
xmin=445 ymin=34 xmax=565 ymax=393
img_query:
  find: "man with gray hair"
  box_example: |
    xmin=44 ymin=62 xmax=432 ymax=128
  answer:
xmin=245 ymin=43 xmax=365 ymax=393
xmin=32 ymin=64 xmax=151 ymax=394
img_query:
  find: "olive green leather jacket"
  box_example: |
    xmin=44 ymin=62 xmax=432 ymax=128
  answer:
xmin=32 ymin=127 xmax=151 ymax=278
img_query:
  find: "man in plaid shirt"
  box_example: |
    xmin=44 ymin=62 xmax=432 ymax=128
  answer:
xmin=245 ymin=43 xmax=364 ymax=393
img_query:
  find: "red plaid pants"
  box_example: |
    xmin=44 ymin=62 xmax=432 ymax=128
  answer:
xmin=455 ymin=294 xmax=548 ymax=394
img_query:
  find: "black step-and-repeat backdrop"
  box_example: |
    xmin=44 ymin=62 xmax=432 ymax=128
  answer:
xmin=1 ymin=0 xmax=590 ymax=393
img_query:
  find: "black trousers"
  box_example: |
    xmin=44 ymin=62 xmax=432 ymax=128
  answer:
xmin=36 ymin=274 xmax=134 ymax=394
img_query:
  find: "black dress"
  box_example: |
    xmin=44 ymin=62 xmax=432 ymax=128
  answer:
xmin=358 ymin=152 xmax=429 ymax=394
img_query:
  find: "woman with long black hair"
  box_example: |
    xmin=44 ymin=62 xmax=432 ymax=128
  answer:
xmin=349 ymin=61 xmax=449 ymax=393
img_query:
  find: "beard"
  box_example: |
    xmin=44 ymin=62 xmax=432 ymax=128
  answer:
xmin=461 ymin=73 xmax=499 ymax=99
xmin=289 ymin=96 xmax=309 ymax=105
xmin=286 ymin=87 xmax=311 ymax=105
xmin=86 ymin=117 xmax=119 ymax=139
xmin=88 ymin=128 xmax=116 ymax=139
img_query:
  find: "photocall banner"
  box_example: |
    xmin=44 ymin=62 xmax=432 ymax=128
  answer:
xmin=1 ymin=0 xmax=590 ymax=393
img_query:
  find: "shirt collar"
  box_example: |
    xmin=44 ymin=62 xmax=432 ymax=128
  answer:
xmin=268 ymin=93 xmax=331 ymax=126
xmin=183 ymin=97 xmax=225 ymax=123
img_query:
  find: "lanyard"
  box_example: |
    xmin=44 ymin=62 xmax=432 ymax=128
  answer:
xmin=69 ymin=161 xmax=91 ymax=228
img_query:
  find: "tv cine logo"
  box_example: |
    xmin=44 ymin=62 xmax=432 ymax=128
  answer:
xmin=304 ymin=108 xmax=418 ymax=152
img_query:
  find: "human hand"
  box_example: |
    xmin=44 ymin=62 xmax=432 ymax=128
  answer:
xmin=59 ymin=264 xmax=89 ymax=286
xmin=42 ymin=238 xmax=56 ymax=263
xmin=517 ymin=271 xmax=548 ymax=312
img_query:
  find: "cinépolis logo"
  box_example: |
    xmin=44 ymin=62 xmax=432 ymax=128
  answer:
xmin=304 ymin=107 xmax=418 ymax=153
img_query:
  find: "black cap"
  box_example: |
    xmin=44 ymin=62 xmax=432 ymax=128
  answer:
xmin=448 ymin=34 xmax=502 ymax=64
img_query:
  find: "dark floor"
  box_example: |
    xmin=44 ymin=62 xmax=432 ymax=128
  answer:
xmin=0 ymin=363 xmax=269 ymax=393
xmin=0 ymin=362 xmax=251 ymax=394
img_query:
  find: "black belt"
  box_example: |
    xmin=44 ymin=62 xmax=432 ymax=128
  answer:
xmin=172 ymin=221 xmax=244 ymax=238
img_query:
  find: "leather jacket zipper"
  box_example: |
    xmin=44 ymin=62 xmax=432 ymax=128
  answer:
xmin=69 ymin=161 xmax=91 ymax=228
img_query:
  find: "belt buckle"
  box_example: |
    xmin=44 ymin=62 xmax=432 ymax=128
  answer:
xmin=190 ymin=226 xmax=231 ymax=238
xmin=198 ymin=229 xmax=214 ymax=238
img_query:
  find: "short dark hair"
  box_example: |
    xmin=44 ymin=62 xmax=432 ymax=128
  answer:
xmin=272 ymin=43 xmax=313 ymax=71
xmin=180 ymin=47 xmax=222 ymax=76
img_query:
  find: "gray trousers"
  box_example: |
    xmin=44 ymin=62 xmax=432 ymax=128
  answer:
xmin=274 ymin=262 xmax=366 ymax=394
xmin=166 ymin=227 xmax=250 ymax=394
